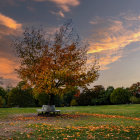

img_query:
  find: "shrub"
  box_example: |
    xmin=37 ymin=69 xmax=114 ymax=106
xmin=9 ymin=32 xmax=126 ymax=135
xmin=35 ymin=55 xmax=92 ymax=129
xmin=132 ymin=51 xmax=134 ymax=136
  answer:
xmin=91 ymin=98 xmax=98 ymax=105
xmin=77 ymin=89 xmax=92 ymax=106
xmin=35 ymin=92 xmax=49 ymax=106
xmin=130 ymin=96 xmax=140 ymax=104
xmin=104 ymin=86 xmax=114 ymax=104
xmin=110 ymin=88 xmax=131 ymax=104
xmin=63 ymin=88 xmax=78 ymax=106
xmin=70 ymin=99 xmax=78 ymax=106
xmin=0 ymin=87 xmax=7 ymax=107
xmin=129 ymin=82 xmax=140 ymax=98
xmin=0 ymin=87 xmax=6 ymax=98
xmin=90 ymin=85 xmax=108 ymax=105
xmin=54 ymin=94 xmax=63 ymax=107
xmin=35 ymin=92 xmax=63 ymax=107
xmin=0 ymin=96 xmax=5 ymax=108
xmin=8 ymin=87 xmax=35 ymax=107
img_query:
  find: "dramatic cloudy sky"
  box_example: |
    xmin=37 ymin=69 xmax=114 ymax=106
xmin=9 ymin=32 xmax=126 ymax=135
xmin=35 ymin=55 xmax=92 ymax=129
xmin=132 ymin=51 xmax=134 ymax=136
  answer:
xmin=0 ymin=0 xmax=140 ymax=88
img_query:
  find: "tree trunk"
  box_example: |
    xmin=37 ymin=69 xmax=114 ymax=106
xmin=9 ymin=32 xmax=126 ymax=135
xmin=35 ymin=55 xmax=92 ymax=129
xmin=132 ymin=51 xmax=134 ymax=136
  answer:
xmin=47 ymin=94 xmax=55 ymax=112
xmin=48 ymin=94 xmax=55 ymax=105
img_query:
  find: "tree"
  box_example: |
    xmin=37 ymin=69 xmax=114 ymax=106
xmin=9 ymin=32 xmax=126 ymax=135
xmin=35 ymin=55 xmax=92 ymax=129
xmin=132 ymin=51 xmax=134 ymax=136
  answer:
xmin=35 ymin=92 xmax=49 ymax=106
xmin=77 ymin=89 xmax=92 ymax=106
xmin=129 ymin=82 xmax=140 ymax=98
xmin=110 ymin=87 xmax=131 ymax=104
xmin=0 ymin=87 xmax=6 ymax=99
xmin=93 ymin=85 xmax=105 ymax=97
xmin=0 ymin=96 xmax=5 ymax=108
xmin=14 ymin=21 xmax=99 ymax=105
xmin=129 ymin=96 xmax=140 ymax=104
xmin=63 ymin=87 xmax=78 ymax=106
xmin=0 ymin=87 xmax=7 ymax=107
xmin=106 ymin=86 xmax=114 ymax=94
xmin=8 ymin=81 xmax=35 ymax=107
xmin=91 ymin=85 xmax=106 ymax=105
xmin=104 ymin=86 xmax=114 ymax=104
xmin=129 ymin=82 xmax=140 ymax=104
xmin=70 ymin=99 xmax=78 ymax=106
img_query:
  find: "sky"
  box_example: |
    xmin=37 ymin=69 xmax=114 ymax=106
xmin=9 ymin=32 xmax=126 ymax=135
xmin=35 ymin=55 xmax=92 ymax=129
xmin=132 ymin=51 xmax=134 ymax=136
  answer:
xmin=0 ymin=0 xmax=140 ymax=88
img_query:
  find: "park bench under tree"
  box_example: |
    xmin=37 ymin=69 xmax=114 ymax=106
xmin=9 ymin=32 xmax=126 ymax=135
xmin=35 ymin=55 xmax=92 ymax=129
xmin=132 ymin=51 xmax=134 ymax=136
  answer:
xmin=37 ymin=105 xmax=60 ymax=115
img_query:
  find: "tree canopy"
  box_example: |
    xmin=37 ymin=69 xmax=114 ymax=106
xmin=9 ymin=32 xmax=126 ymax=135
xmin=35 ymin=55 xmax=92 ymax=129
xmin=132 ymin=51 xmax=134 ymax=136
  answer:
xmin=14 ymin=21 xmax=99 ymax=105
xmin=130 ymin=82 xmax=140 ymax=98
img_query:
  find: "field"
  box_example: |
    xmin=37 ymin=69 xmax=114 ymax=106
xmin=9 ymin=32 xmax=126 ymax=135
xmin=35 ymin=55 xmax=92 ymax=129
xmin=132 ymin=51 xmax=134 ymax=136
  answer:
xmin=0 ymin=104 xmax=140 ymax=139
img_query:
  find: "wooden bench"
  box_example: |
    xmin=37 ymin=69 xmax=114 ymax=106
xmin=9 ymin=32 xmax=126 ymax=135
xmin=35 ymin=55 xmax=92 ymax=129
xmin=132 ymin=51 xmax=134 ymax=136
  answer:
xmin=37 ymin=105 xmax=60 ymax=115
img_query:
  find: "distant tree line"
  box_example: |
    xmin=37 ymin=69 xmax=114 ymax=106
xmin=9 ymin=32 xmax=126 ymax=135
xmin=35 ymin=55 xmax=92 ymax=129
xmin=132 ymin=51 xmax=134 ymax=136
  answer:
xmin=0 ymin=81 xmax=140 ymax=108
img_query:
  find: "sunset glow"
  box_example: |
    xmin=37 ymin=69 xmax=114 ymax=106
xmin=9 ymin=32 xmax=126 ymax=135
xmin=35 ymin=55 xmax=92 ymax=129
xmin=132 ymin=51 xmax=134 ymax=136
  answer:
xmin=0 ymin=0 xmax=140 ymax=87
xmin=0 ymin=13 xmax=22 ymax=30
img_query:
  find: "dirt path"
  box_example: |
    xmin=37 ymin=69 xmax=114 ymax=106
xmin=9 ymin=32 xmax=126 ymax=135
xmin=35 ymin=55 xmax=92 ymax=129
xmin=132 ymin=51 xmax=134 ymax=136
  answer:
xmin=0 ymin=113 xmax=77 ymax=138
xmin=0 ymin=113 xmax=45 ymax=139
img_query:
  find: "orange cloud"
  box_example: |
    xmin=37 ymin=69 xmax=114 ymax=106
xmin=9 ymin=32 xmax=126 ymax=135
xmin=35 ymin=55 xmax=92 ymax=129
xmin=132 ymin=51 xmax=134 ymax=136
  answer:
xmin=88 ymin=31 xmax=140 ymax=54
xmin=0 ymin=57 xmax=19 ymax=81
xmin=99 ymin=53 xmax=122 ymax=70
xmin=51 ymin=10 xmax=65 ymax=17
xmin=87 ymin=15 xmax=140 ymax=70
xmin=34 ymin=0 xmax=80 ymax=12
xmin=87 ymin=50 xmax=122 ymax=70
xmin=0 ymin=13 xmax=22 ymax=86
xmin=0 ymin=13 xmax=22 ymax=30
xmin=50 ymin=0 xmax=80 ymax=12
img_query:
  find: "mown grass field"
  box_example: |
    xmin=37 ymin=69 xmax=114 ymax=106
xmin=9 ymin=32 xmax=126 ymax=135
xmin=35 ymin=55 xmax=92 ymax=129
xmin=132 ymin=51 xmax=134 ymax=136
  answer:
xmin=0 ymin=104 xmax=140 ymax=139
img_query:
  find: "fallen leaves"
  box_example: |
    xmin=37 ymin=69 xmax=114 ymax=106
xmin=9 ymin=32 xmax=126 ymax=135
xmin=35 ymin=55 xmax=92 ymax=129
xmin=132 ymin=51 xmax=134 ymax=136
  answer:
xmin=76 ymin=112 xmax=140 ymax=121
xmin=26 ymin=123 xmax=140 ymax=140
xmin=11 ymin=112 xmax=140 ymax=122
xmin=0 ymin=112 xmax=140 ymax=139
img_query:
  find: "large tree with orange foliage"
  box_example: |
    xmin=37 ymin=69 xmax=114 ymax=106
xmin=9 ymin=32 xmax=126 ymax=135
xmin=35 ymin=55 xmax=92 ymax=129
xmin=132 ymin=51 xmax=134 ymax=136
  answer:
xmin=15 ymin=21 xmax=99 ymax=105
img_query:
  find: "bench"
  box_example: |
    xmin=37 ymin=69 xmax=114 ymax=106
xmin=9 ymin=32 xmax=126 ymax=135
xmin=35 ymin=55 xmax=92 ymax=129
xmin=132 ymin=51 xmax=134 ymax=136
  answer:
xmin=37 ymin=105 xmax=60 ymax=115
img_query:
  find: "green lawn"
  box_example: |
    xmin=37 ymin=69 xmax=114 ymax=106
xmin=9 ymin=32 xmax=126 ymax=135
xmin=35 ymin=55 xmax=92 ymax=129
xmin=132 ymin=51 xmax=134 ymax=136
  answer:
xmin=57 ymin=104 xmax=140 ymax=117
xmin=0 ymin=104 xmax=140 ymax=139
xmin=0 ymin=104 xmax=140 ymax=119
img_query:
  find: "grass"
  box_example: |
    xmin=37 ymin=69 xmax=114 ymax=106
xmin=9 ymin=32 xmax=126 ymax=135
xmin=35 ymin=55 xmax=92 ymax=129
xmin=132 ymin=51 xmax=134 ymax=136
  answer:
xmin=0 ymin=104 xmax=140 ymax=139
xmin=0 ymin=104 xmax=139 ymax=119
xmin=0 ymin=108 xmax=37 ymax=119
xmin=57 ymin=104 xmax=140 ymax=117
